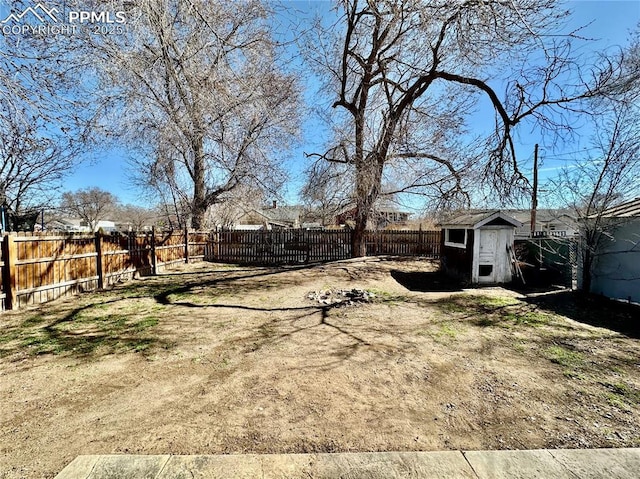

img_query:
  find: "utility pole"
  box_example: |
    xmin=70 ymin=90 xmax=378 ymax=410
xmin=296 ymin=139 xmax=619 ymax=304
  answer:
xmin=530 ymin=143 xmax=538 ymax=237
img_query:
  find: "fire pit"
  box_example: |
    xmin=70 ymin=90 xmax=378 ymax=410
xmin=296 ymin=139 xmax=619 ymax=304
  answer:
xmin=306 ymin=288 xmax=376 ymax=306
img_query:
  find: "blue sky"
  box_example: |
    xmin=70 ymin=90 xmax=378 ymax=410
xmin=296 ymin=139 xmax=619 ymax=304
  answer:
xmin=55 ymin=1 xmax=640 ymax=207
xmin=518 ymin=1 xmax=640 ymax=178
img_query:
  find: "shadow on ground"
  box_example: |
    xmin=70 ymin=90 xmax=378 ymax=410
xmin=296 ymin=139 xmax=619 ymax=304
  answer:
xmin=390 ymin=267 xmax=640 ymax=341
xmin=524 ymin=291 xmax=640 ymax=340
xmin=0 ymin=294 xmax=175 ymax=360
xmin=390 ymin=270 xmax=465 ymax=292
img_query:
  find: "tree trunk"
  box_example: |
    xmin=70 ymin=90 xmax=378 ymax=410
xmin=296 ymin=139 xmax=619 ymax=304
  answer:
xmin=191 ymin=137 xmax=207 ymax=230
xmin=191 ymin=196 xmax=206 ymax=230
xmin=352 ymin=207 xmax=368 ymax=257
xmin=351 ymin=160 xmax=383 ymax=257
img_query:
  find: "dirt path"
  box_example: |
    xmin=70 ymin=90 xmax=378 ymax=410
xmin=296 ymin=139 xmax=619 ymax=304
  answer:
xmin=1 ymin=258 xmax=638 ymax=478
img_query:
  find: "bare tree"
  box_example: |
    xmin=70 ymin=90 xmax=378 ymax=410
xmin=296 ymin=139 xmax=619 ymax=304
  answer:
xmin=549 ymin=26 xmax=640 ymax=293
xmin=115 ymin=204 xmax=157 ymax=232
xmin=300 ymin=158 xmax=354 ymax=226
xmin=95 ymin=0 xmax=301 ymax=229
xmin=60 ymin=188 xmax=119 ymax=232
xmin=550 ymin=99 xmax=639 ymax=293
xmin=205 ymin=185 xmax=266 ymax=229
xmin=308 ymin=0 xmax=618 ymax=256
xmin=0 ymin=103 xmax=76 ymax=216
xmin=0 ymin=1 xmax=94 ymax=218
xmin=608 ymin=25 xmax=640 ymax=96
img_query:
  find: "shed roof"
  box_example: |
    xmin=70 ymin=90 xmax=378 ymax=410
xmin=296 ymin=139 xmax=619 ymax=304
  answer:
xmin=599 ymin=197 xmax=640 ymax=218
xmin=439 ymin=210 xmax=522 ymax=229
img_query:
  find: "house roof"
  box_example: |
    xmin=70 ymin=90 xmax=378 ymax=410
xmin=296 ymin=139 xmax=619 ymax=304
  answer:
xmin=439 ymin=210 xmax=523 ymax=229
xmin=335 ymin=203 xmax=411 ymax=217
xmin=55 ymin=218 xmax=83 ymax=226
xmin=506 ymin=209 xmax=576 ymax=225
xmin=599 ymin=197 xmax=640 ymax=218
xmin=239 ymin=206 xmax=301 ymax=226
xmin=377 ymin=207 xmax=410 ymax=215
xmin=262 ymin=206 xmax=302 ymax=223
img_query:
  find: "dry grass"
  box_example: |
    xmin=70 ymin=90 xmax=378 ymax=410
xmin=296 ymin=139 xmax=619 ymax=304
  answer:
xmin=1 ymin=258 xmax=639 ymax=478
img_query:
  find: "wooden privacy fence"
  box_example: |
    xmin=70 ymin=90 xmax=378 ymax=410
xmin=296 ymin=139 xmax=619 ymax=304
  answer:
xmin=0 ymin=229 xmax=204 ymax=311
xmin=0 ymin=228 xmax=441 ymax=311
xmin=364 ymin=230 xmax=441 ymax=256
xmin=207 ymin=229 xmax=441 ymax=265
xmin=209 ymin=229 xmax=352 ymax=264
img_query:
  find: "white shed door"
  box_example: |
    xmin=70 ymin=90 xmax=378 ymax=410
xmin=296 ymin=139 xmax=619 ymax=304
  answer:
xmin=478 ymin=230 xmax=498 ymax=283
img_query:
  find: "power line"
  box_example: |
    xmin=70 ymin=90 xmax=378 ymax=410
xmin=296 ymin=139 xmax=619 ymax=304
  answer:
xmin=540 ymin=147 xmax=600 ymax=159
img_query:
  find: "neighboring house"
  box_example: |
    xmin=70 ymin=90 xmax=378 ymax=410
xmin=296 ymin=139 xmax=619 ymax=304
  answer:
xmin=378 ymin=208 xmax=411 ymax=228
xmin=582 ymin=197 xmax=640 ymax=304
xmin=335 ymin=205 xmax=411 ymax=229
xmin=235 ymin=202 xmax=302 ymax=230
xmin=300 ymin=222 xmax=323 ymax=230
xmin=45 ymin=218 xmax=87 ymax=232
xmin=506 ymin=209 xmax=578 ymax=238
xmin=95 ymin=220 xmax=118 ymax=233
xmin=45 ymin=218 xmax=117 ymax=233
xmin=115 ymin=222 xmax=153 ymax=232
xmin=439 ymin=210 xmax=522 ymax=284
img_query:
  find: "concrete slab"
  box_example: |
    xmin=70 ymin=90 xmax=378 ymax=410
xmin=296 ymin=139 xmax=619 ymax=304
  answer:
xmin=462 ymin=449 xmax=576 ymax=479
xmin=157 ymin=454 xmax=264 ymax=478
xmin=88 ymin=455 xmax=170 ymax=479
xmin=54 ymin=449 xmax=640 ymax=479
xmin=153 ymin=452 xmax=475 ymax=479
xmin=549 ymin=448 xmax=640 ymax=479
xmin=259 ymin=453 xmax=317 ymax=478
xmin=309 ymin=451 xmax=475 ymax=479
xmin=55 ymin=456 xmax=100 ymax=479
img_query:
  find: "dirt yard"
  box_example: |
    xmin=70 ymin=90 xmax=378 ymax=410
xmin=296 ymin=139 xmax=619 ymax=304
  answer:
xmin=1 ymin=258 xmax=639 ymax=478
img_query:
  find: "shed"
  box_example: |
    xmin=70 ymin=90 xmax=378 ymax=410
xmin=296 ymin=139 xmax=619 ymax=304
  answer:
xmin=439 ymin=211 xmax=523 ymax=284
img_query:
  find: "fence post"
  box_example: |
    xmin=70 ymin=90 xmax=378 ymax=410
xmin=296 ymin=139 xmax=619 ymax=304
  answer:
xmin=304 ymin=229 xmax=310 ymax=264
xmin=3 ymin=234 xmax=18 ymax=310
xmin=150 ymin=226 xmax=157 ymax=275
xmin=184 ymin=226 xmax=190 ymax=264
xmin=95 ymin=232 xmax=104 ymax=289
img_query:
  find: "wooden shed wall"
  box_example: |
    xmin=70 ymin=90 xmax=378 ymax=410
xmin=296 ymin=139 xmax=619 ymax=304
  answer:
xmin=440 ymin=229 xmax=474 ymax=282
